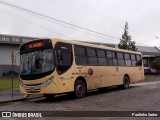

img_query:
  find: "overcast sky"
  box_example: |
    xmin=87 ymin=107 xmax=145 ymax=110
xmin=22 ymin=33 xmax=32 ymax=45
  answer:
xmin=0 ymin=0 xmax=160 ymax=47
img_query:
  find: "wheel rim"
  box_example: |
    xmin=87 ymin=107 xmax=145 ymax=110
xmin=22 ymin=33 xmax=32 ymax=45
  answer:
xmin=74 ymin=80 xmax=86 ymax=98
xmin=76 ymin=84 xmax=84 ymax=95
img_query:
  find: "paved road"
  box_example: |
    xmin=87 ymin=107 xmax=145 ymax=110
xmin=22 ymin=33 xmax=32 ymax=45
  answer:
xmin=0 ymin=76 xmax=160 ymax=119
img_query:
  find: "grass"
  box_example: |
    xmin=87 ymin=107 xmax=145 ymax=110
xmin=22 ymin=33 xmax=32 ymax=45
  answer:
xmin=0 ymin=76 xmax=19 ymax=89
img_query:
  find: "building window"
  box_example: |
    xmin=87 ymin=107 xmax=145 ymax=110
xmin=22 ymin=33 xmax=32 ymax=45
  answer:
xmin=143 ymin=59 xmax=147 ymax=67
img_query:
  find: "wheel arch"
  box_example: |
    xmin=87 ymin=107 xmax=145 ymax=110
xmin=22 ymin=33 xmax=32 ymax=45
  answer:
xmin=75 ymin=76 xmax=87 ymax=90
xmin=124 ymin=74 xmax=130 ymax=83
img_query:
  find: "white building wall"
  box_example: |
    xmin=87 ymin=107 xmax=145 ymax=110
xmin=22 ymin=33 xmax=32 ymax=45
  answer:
xmin=0 ymin=44 xmax=20 ymax=65
xmin=0 ymin=44 xmax=20 ymax=76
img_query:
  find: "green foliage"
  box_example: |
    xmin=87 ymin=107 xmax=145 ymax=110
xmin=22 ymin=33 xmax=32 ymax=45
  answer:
xmin=118 ymin=22 xmax=137 ymax=51
xmin=151 ymin=58 xmax=160 ymax=70
xmin=0 ymin=77 xmax=19 ymax=89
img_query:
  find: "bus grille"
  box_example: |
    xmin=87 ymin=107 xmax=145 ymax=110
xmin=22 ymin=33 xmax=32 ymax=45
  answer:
xmin=25 ymin=88 xmax=41 ymax=93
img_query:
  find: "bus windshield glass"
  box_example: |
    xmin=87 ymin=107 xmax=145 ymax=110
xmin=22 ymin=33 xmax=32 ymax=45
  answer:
xmin=20 ymin=49 xmax=54 ymax=75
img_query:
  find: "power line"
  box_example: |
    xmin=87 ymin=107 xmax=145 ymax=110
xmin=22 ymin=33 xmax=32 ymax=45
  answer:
xmin=0 ymin=0 xmax=120 ymax=40
xmin=0 ymin=6 xmax=120 ymax=43
xmin=48 ymin=0 xmax=123 ymax=27
xmin=0 ymin=7 xmax=74 ymax=39
xmin=0 ymin=0 xmax=155 ymax=47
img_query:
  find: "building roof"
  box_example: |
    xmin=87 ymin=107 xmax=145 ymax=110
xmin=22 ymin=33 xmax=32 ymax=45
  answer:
xmin=0 ymin=34 xmax=37 ymax=45
xmin=136 ymin=46 xmax=160 ymax=57
xmin=136 ymin=46 xmax=160 ymax=53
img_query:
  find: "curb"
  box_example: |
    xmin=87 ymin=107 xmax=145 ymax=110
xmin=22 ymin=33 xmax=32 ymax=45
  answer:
xmin=0 ymin=98 xmax=26 ymax=104
xmin=0 ymin=95 xmax=44 ymax=104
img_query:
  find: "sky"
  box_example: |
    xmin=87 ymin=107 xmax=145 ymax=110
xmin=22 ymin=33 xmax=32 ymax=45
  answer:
xmin=0 ymin=0 xmax=160 ymax=47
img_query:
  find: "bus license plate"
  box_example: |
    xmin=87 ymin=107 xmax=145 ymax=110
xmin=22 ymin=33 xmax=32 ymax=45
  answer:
xmin=30 ymin=88 xmax=35 ymax=92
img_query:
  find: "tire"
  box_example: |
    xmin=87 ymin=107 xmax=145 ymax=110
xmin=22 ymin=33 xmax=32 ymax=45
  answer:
xmin=74 ymin=80 xmax=86 ymax=98
xmin=44 ymin=94 xmax=55 ymax=99
xmin=119 ymin=75 xmax=130 ymax=89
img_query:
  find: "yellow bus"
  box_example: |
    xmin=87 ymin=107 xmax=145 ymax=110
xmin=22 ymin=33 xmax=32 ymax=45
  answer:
xmin=19 ymin=38 xmax=144 ymax=98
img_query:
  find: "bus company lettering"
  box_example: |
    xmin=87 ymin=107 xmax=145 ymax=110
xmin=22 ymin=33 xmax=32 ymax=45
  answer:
xmin=29 ymin=42 xmax=43 ymax=49
xmin=72 ymin=72 xmax=87 ymax=75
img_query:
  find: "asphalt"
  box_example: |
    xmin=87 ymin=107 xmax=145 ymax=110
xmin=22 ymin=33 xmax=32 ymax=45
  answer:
xmin=0 ymin=88 xmax=26 ymax=103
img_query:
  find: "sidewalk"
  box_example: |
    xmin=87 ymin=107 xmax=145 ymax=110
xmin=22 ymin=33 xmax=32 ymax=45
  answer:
xmin=0 ymin=88 xmax=26 ymax=103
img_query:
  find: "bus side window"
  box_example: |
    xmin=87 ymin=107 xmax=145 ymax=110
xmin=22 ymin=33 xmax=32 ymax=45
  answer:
xmin=112 ymin=52 xmax=118 ymax=66
xmin=86 ymin=47 xmax=98 ymax=66
xmin=74 ymin=46 xmax=87 ymax=65
xmin=58 ymin=51 xmax=72 ymax=66
xmin=124 ymin=53 xmax=131 ymax=66
xmin=131 ymin=54 xmax=136 ymax=66
xmin=55 ymin=42 xmax=73 ymax=74
xmin=97 ymin=49 xmax=107 ymax=66
xmin=117 ymin=52 xmax=125 ymax=66
xmin=136 ymin=55 xmax=142 ymax=66
xmin=106 ymin=51 xmax=113 ymax=66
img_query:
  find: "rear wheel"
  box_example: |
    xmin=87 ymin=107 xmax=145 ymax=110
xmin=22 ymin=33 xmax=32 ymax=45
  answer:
xmin=74 ymin=80 xmax=86 ymax=98
xmin=119 ymin=75 xmax=130 ymax=89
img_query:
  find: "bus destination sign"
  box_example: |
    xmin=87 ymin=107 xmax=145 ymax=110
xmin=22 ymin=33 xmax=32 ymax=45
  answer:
xmin=28 ymin=42 xmax=43 ymax=49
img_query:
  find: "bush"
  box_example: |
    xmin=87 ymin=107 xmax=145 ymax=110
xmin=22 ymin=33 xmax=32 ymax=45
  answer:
xmin=151 ymin=58 xmax=160 ymax=70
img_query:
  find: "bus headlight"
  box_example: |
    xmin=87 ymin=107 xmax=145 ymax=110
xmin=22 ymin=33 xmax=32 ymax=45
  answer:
xmin=20 ymin=80 xmax=23 ymax=86
xmin=42 ymin=77 xmax=54 ymax=86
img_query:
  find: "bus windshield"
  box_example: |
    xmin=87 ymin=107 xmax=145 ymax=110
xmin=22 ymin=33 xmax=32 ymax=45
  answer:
xmin=20 ymin=49 xmax=55 ymax=75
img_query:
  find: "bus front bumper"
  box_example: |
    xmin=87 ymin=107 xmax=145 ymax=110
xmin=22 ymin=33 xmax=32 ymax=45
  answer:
xmin=20 ymin=81 xmax=59 ymax=94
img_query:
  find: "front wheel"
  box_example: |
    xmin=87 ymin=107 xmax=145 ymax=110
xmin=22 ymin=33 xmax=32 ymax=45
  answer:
xmin=74 ymin=80 xmax=86 ymax=98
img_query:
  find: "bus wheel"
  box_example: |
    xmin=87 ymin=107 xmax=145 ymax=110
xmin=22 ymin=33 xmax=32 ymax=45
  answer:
xmin=44 ymin=94 xmax=55 ymax=99
xmin=74 ymin=80 xmax=86 ymax=98
xmin=119 ymin=75 xmax=130 ymax=89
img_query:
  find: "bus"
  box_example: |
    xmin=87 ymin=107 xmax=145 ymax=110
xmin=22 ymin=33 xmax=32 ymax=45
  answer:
xmin=18 ymin=38 xmax=144 ymax=99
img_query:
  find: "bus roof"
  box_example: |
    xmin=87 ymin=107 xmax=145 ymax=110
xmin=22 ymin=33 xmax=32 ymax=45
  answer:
xmin=51 ymin=38 xmax=142 ymax=55
xmin=20 ymin=38 xmax=142 ymax=55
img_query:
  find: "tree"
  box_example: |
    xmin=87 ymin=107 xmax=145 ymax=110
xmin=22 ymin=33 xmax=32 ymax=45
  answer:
xmin=151 ymin=58 xmax=160 ymax=71
xmin=118 ymin=22 xmax=137 ymax=51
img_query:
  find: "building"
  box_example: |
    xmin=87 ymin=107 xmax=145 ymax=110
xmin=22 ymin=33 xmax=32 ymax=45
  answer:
xmin=0 ymin=34 xmax=36 ymax=76
xmin=136 ymin=46 xmax=160 ymax=69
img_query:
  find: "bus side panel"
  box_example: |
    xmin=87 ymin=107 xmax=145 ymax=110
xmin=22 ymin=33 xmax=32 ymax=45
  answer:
xmin=125 ymin=67 xmax=135 ymax=83
xmin=99 ymin=66 xmax=116 ymax=87
xmin=115 ymin=66 xmax=126 ymax=85
xmin=132 ymin=66 xmax=144 ymax=83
